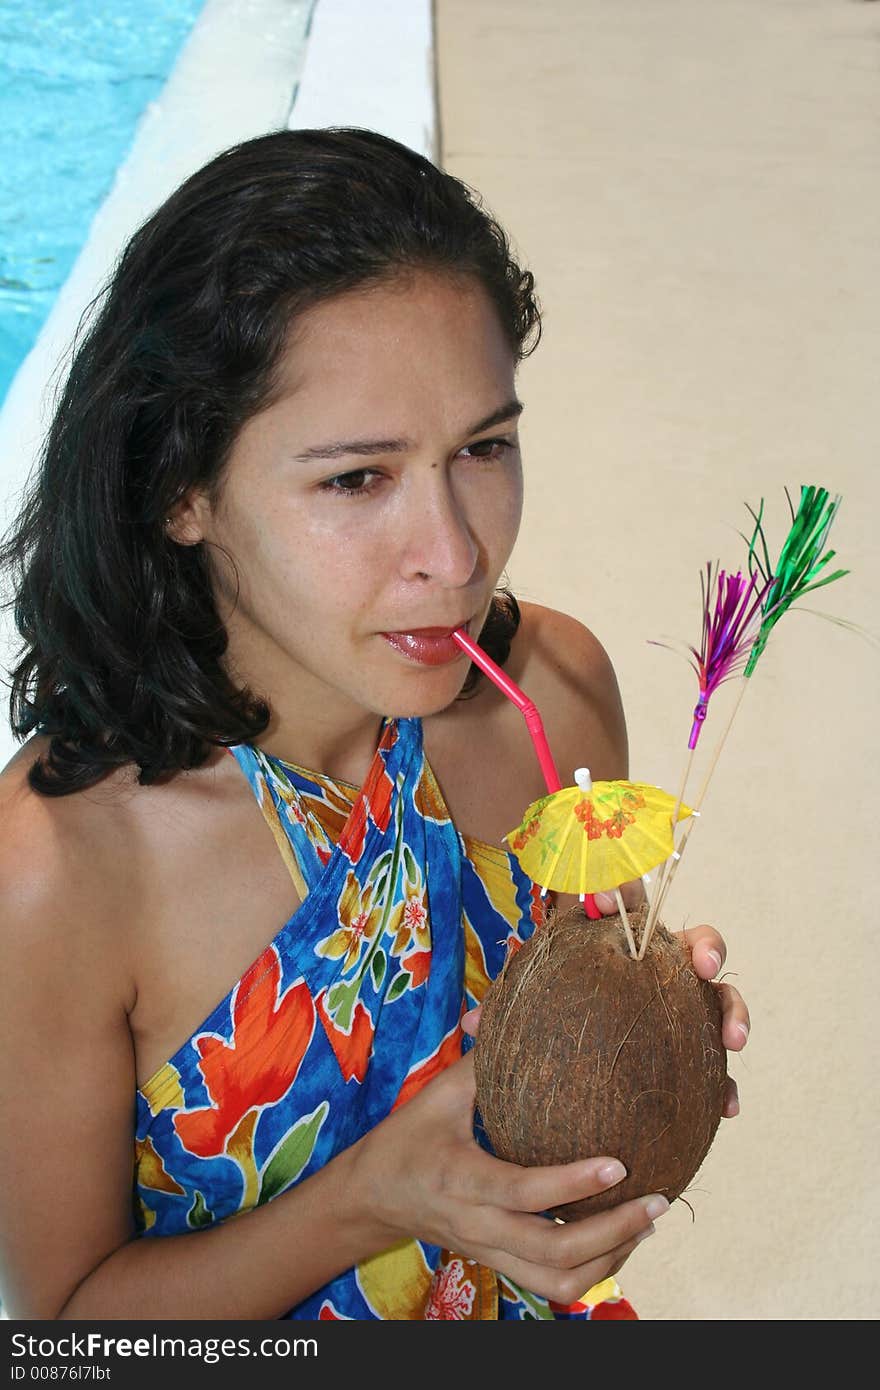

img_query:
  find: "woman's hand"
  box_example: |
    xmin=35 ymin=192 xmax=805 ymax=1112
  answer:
xmin=592 ymin=880 xmax=749 ymax=1119
xmin=671 ymin=919 xmax=749 ymax=1118
xmin=349 ymin=1045 xmax=668 ymax=1306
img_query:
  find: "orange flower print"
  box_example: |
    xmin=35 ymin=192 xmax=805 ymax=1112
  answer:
xmin=403 ymin=895 xmax=428 ymax=934
xmin=510 ymin=816 xmax=541 ymax=853
xmin=174 ymin=946 xmax=315 ymax=1159
xmin=590 ymin=1296 xmax=639 ymax=1319
xmin=574 ymin=801 xmax=605 ymax=841
xmin=389 ymin=858 xmax=430 ymax=960
xmin=316 ymin=989 xmax=375 ymax=1084
xmin=318 ymin=1301 xmax=351 ymax=1319
xmin=317 ymin=870 xmax=385 ymax=973
xmin=338 ymin=725 xmax=397 ymax=864
xmin=392 ymin=1023 xmax=463 ymax=1111
xmin=401 ymin=946 xmax=431 ymax=989
xmin=550 ymin=1278 xmax=638 ymax=1318
xmin=572 ymin=789 xmax=647 ymax=843
xmin=425 ymin=1258 xmax=477 ymax=1319
xmin=529 ymin=883 xmax=550 ymax=928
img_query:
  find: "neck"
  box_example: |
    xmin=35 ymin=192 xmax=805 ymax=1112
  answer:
xmin=220 ymin=623 xmax=396 ymax=784
xmin=255 ymin=709 xmax=388 ymax=785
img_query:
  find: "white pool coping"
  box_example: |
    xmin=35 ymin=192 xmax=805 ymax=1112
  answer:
xmin=0 ymin=0 xmax=436 ymax=760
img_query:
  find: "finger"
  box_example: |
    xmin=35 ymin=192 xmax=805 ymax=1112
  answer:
xmin=605 ymin=1232 xmax=649 ymax=1280
xmin=467 ymin=1243 xmax=621 ymax=1308
xmin=714 ymin=981 xmax=750 ymax=1049
xmin=454 ymin=1149 xmax=629 ymax=1216
xmin=722 ymin=1075 xmax=740 ymax=1118
xmin=461 ymin=1006 xmax=481 ymax=1037
xmin=472 ymin=1199 xmax=666 ymax=1305
xmin=601 ymin=1225 xmax=658 ymax=1283
xmin=592 ymin=879 xmax=646 ymax=915
xmin=676 ymin=923 xmax=726 ymax=979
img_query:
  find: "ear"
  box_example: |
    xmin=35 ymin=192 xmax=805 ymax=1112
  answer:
xmin=165 ymin=487 xmax=213 ymax=546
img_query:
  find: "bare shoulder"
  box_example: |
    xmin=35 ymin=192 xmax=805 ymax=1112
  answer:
xmin=510 ymin=601 xmax=629 ymax=781
xmin=0 ymin=737 xmax=140 ymax=980
xmin=511 ymin=601 xmax=622 ymax=692
xmin=0 ymin=735 xmax=140 ymax=1086
xmin=0 ymin=739 xmax=140 ymax=1315
xmin=0 ymin=732 xmax=229 ymax=990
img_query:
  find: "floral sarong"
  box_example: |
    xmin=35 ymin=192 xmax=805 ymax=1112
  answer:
xmin=134 ymin=716 xmax=637 ymax=1320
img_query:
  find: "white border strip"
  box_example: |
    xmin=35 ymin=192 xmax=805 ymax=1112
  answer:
xmin=290 ymin=0 xmax=436 ymax=162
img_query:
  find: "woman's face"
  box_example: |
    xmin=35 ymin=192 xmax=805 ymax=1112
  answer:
xmin=181 ymin=270 xmax=524 ymax=732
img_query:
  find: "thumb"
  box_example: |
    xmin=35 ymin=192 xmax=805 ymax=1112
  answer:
xmin=461 ymin=1005 xmax=482 ymax=1037
xmin=592 ymin=891 xmax=618 ymax=914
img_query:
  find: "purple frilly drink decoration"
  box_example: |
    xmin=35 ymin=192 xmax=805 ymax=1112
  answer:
xmin=685 ymin=564 xmax=771 ymax=747
xmin=652 ymin=562 xmax=773 ymax=750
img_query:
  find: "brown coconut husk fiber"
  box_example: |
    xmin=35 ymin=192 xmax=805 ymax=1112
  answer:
xmin=473 ymin=903 xmax=726 ymax=1219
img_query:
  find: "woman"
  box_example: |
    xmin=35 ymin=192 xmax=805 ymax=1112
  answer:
xmin=0 ymin=128 xmax=748 ymax=1321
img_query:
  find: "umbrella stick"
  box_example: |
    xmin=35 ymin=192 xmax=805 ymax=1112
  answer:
xmin=614 ymin=888 xmax=638 ymax=959
xmin=693 ymin=677 xmax=749 ymax=815
xmin=638 ymin=851 xmax=678 ymax=959
xmin=671 ymin=747 xmax=696 ymax=835
xmin=652 ymin=677 xmax=750 ymax=923
xmin=637 ymin=748 xmax=696 ymax=957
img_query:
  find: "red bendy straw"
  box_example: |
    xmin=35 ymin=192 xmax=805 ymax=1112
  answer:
xmin=452 ymin=627 xmax=601 ymax=919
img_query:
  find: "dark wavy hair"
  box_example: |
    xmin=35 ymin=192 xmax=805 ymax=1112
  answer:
xmin=0 ymin=127 xmax=540 ymax=797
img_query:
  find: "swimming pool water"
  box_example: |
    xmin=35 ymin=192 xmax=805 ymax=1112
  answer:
xmin=0 ymin=1 xmax=206 ymax=407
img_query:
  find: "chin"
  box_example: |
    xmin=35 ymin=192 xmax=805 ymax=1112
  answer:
xmin=376 ymin=670 xmax=470 ymax=719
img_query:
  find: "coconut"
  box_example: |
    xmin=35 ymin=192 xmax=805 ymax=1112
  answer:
xmin=472 ymin=902 xmax=726 ymax=1219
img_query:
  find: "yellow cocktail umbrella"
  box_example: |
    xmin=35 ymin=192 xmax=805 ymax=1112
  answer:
xmin=505 ymin=768 xmax=693 ymax=895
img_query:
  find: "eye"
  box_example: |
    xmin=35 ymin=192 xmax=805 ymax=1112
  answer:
xmin=459 ymin=436 xmax=515 ymax=462
xmin=318 ymin=468 xmax=383 ymax=496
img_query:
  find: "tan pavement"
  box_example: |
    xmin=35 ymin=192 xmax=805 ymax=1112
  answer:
xmin=437 ymin=0 xmax=878 ymax=1320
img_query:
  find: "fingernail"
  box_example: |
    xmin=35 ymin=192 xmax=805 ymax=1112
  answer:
xmin=707 ymin=949 xmax=722 ymax=975
xmin=736 ymin=1021 xmax=749 ymax=1043
xmin=635 ymin=1223 xmax=656 ymax=1243
xmin=726 ymin=1095 xmax=740 ymax=1117
xmin=644 ymin=1194 xmax=670 ymax=1220
xmin=597 ymin=1160 xmax=627 ymax=1186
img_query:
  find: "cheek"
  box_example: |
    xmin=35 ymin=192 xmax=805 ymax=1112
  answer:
xmin=507 ymin=465 xmax=525 ymax=534
xmin=264 ymin=515 xmax=379 ymax=628
xmin=467 ymin=465 xmax=524 ymax=558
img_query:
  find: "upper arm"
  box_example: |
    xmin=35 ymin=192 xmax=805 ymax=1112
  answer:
xmin=516 ymin=602 xmax=629 ymax=783
xmin=0 ymin=800 xmax=138 ymax=1319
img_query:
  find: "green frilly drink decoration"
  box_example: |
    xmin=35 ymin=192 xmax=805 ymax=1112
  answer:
xmin=743 ymin=485 xmax=850 ymax=677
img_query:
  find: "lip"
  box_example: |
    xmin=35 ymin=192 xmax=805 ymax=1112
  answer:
xmin=381 ymin=620 xmax=471 ymax=667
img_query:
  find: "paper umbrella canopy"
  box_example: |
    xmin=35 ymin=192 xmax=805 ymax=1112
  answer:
xmin=505 ymin=769 xmax=694 ymax=894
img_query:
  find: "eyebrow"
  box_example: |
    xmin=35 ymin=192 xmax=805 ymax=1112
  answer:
xmin=292 ymin=398 xmax=524 ymax=462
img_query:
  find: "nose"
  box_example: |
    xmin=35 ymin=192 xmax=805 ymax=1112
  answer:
xmin=397 ymin=471 xmax=480 ymax=587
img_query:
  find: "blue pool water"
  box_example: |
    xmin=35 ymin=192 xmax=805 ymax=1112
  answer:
xmin=0 ymin=1 xmax=206 ymax=407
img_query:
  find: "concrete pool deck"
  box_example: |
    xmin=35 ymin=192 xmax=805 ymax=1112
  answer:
xmin=436 ymin=0 xmax=878 ymax=1321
